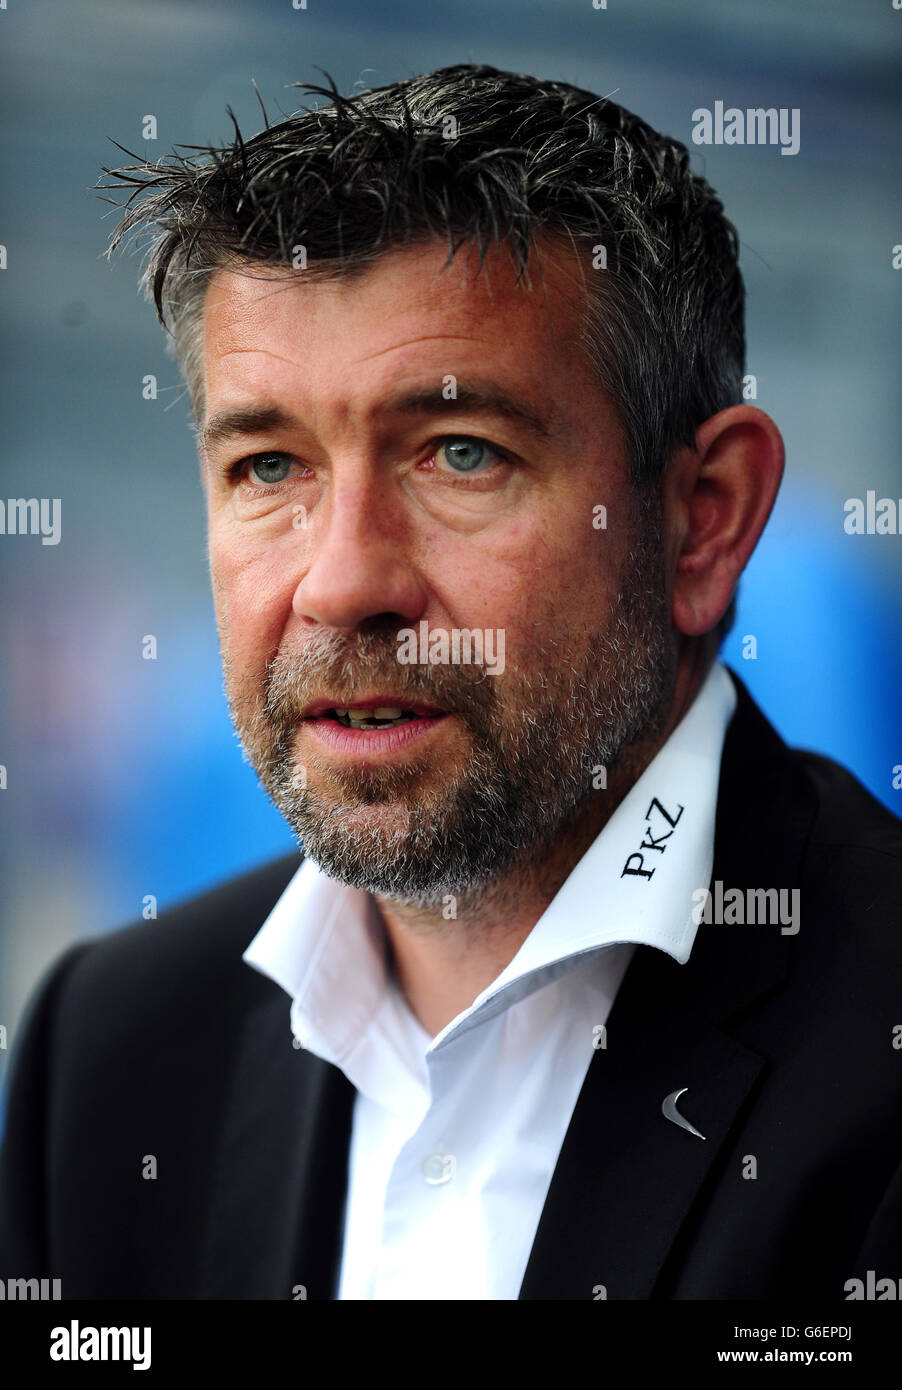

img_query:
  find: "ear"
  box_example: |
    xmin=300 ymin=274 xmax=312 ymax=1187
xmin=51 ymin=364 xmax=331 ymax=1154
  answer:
xmin=667 ymin=405 xmax=784 ymax=637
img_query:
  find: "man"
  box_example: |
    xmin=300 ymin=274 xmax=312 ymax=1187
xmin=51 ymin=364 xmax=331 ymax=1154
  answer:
xmin=1 ymin=64 xmax=900 ymax=1301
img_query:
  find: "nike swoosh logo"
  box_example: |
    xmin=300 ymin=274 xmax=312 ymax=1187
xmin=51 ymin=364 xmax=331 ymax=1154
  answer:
xmin=662 ymin=1087 xmax=707 ymax=1140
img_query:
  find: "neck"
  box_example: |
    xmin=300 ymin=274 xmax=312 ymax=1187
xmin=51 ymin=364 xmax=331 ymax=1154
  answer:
xmin=376 ymin=639 xmax=713 ymax=1036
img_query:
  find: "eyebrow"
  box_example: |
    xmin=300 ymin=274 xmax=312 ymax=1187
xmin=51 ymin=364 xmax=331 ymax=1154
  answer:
xmin=201 ymin=381 xmax=557 ymax=455
xmin=201 ymin=405 xmax=293 ymax=455
xmin=387 ymin=382 xmax=556 ymax=440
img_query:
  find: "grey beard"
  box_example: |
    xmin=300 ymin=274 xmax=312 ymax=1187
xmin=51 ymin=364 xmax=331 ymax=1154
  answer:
xmin=227 ymin=499 xmax=674 ymax=910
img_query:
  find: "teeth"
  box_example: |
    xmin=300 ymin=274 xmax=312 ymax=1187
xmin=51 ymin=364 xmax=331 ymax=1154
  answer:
xmin=334 ymin=706 xmax=405 ymax=721
xmin=330 ymin=706 xmax=417 ymax=729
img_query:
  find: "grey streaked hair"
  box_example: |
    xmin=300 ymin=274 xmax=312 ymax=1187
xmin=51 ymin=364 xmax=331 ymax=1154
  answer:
xmin=98 ymin=63 xmax=744 ymax=632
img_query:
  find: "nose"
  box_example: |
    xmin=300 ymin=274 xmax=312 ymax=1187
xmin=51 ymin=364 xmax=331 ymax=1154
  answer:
xmin=291 ymin=471 xmax=427 ymax=631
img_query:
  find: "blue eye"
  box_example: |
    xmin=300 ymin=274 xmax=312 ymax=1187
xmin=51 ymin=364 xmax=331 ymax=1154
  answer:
xmin=437 ymin=438 xmax=495 ymax=473
xmin=248 ymin=453 xmax=292 ymax=484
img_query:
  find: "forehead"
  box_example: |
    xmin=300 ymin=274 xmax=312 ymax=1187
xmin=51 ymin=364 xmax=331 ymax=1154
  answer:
xmin=201 ymin=236 xmax=593 ymax=408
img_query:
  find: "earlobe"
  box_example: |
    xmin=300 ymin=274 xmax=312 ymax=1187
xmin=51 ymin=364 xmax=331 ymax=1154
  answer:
xmin=671 ymin=405 xmax=784 ymax=637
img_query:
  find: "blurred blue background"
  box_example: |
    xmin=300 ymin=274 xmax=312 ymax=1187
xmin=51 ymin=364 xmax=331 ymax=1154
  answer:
xmin=1 ymin=0 xmax=900 ymax=1120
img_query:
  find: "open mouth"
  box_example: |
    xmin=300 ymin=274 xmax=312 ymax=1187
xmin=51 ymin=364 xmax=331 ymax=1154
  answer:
xmin=301 ymin=698 xmax=448 ymax=750
xmin=301 ymin=699 xmax=449 ymax=756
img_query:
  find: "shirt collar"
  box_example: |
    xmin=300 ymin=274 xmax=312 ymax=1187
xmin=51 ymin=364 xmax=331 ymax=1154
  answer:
xmin=243 ymin=660 xmax=736 ymax=1060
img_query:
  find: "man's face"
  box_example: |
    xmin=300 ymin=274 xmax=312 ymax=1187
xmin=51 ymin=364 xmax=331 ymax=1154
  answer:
xmin=201 ymin=238 xmax=675 ymax=908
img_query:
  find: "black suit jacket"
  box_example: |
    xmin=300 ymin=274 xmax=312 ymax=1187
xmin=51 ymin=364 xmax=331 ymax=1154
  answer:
xmin=1 ymin=671 xmax=901 ymax=1300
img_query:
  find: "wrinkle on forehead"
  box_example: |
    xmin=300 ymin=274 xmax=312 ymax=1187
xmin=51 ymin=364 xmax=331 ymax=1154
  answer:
xmin=204 ymin=234 xmax=585 ymax=336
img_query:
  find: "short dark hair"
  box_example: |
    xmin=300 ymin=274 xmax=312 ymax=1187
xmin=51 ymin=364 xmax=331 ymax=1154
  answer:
xmin=99 ymin=63 xmax=744 ymax=637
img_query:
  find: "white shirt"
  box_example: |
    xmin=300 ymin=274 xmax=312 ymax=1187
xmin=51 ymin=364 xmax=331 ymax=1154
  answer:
xmin=243 ymin=660 xmax=737 ymax=1299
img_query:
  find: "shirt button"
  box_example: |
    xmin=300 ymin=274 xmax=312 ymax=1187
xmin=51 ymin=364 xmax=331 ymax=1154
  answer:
xmin=422 ymin=1152 xmax=456 ymax=1185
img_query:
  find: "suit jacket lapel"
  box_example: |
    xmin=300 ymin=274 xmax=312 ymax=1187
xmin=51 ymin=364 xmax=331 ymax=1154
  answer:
xmin=518 ymin=948 xmax=768 ymax=1299
xmin=198 ymin=987 xmax=355 ymax=1299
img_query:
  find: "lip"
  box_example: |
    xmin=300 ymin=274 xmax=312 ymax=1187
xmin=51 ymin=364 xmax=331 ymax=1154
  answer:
xmin=304 ymin=711 xmax=449 ymax=756
xmin=301 ymin=695 xmax=446 ymax=718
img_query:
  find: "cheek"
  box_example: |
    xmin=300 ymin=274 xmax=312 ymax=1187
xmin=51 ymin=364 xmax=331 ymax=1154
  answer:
xmin=208 ymin=532 xmax=292 ymax=672
xmin=481 ymin=518 xmax=617 ymax=629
